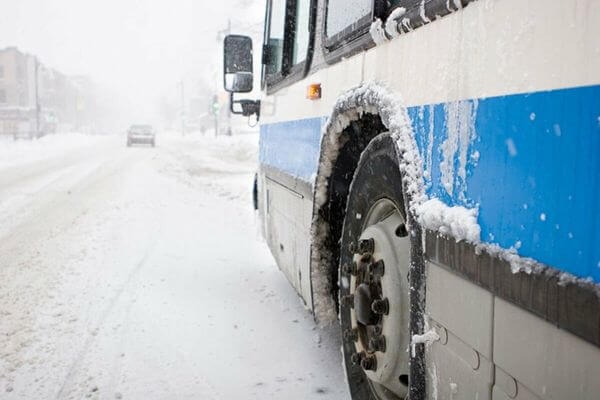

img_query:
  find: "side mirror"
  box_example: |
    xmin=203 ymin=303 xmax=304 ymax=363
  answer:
xmin=223 ymin=35 xmax=253 ymax=93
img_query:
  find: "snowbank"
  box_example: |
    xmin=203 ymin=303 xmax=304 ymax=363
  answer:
xmin=0 ymin=133 xmax=109 ymax=170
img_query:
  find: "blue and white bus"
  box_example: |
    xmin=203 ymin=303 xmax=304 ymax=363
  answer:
xmin=223 ymin=1 xmax=600 ymax=399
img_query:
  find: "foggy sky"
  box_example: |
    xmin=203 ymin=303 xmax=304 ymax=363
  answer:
xmin=0 ymin=0 xmax=264 ymax=124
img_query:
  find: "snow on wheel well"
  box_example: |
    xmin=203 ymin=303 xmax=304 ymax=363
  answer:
xmin=309 ymin=82 xmax=427 ymax=325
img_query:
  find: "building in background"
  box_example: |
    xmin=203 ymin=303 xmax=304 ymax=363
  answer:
xmin=0 ymin=47 xmax=38 ymax=139
xmin=0 ymin=47 xmax=101 ymax=139
xmin=67 ymin=75 xmax=95 ymax=133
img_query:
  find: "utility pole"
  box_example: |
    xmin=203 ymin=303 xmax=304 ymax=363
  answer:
xmin=179 ymin=80 xmax=185 ymax=137
xmin=34 ymin=57 xmax=40 ymax=139
xmin=211 ymin=94 xmax=220 ymax=137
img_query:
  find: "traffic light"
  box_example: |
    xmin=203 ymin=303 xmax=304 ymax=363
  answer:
xmin=210 ymin=95 xmax=220 ymax=116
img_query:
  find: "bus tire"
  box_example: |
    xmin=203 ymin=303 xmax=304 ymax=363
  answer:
xmin=339 ymin=133 xmax=412 ymax=400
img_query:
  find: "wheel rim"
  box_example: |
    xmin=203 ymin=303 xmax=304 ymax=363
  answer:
xmin=342 ymin=198 xmax=411 ymax=399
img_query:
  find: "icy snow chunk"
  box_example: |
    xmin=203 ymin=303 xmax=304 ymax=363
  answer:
xmin=505 ymin=138 xmax=518 ymax=157
xmin=419 ymin=0 xmax=431 ymax=23
xmin=540 ymin=213 xmax=546 ymax=222
xmin=558 ymin=273 xmax=593 ymax=287
xmin=369 ymin=18 xmax=388 ymax=45
xmin=553 ymin=124 xmax=562 ymax=137
xmin=384 ymin=7 xmax=406 ymax=38
xmin=401 ymin=17 xmax=413 ymax=32
xmin=530 ymin=112 xmax=536 ymax=121
xmin=417 ymin=199 xmax=480 ymax=243
xmin=411 ymin=328 xmax=439 ymax=357
xmin=440 ymin=100 xmax=478 ymax=197
xmin=412 ymin=329 xmax=440 ymax=344
xmin=425 ymin=104 xmax=435 ymax=185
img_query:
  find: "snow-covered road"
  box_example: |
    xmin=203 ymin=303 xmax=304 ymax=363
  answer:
xmin=0 ymin=133 xmax=348 ymax=400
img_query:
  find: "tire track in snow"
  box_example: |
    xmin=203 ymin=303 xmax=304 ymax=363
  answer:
xmin=0 ymin=149 xmax=143 ymax=393
xmin=54 ymin=242 xmax=156 ymax=400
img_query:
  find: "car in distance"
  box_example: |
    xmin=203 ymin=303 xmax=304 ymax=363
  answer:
xmin=126 ymin=125 xmax=155 ymax=147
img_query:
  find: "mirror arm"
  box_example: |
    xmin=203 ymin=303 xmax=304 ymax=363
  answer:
xmin=229 ymin=93 xmax=261 ymax=120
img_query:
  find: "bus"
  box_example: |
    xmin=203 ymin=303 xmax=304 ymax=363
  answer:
xmin=223 ymin=1 xmax=600 ymax=399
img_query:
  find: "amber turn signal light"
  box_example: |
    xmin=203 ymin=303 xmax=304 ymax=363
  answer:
xmin=306 ymin=83 xmax=322 ymax=100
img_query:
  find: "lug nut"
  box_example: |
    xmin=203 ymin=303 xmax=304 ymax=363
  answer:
xmin=358 ymin=238 xmax=375 ymax=255
xmin=360 ymin=355 xmax=377 ymax=371
xmin=344 ymin=328 xmax=359 ymax=342
xmin=396 ymin=223 xmax=408 ymax=237
xmin=342 ymin=262 xmax=358 ymax=276
xmin=351 ymin=351 xmax=364 ymax=366
xmin=371 ymin=298 xmax=389 ymax=315
xmin=368 ymin=260 xmax=385 ymax=277
xmin=369 ymin=335 xmax=386 ymax=352
xmin=341 ymin=294 xmax=355 ymax=309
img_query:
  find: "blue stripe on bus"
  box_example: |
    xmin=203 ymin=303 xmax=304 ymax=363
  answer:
xmin=259 ymin=116 xmax=326 ymax=182
xmin=260 ymin=85 xmax=600 ymax=282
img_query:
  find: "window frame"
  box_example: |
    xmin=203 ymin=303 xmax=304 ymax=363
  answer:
xmin=321 ymin=0 xmax=386 ymax=65
xmin=323 ymin=0 xmax=373 ymax=50
xmin=263 ymin=0 xmax=317 ymax=95
xmin=321 ymin=0 xmax=472 ymax=66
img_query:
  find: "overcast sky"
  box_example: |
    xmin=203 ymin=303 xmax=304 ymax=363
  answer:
xmin=0 ymin=0 xmax=264 ymax=123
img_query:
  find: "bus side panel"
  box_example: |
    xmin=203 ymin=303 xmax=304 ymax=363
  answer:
xmin=425 ymin=260 xmax=600 ymax=400
xmin=259 ymin=117 xmax=323 ymax=305
xmin=258 ymin=51 xmax=365 ymax=307
xmin=358 ymin=0 xmax=600 ymax=398
xmin=406 ymin=85 xmax=600 ymax=281
xmin=493 ymin=297 xmax=600 ymax=400
xmin=363 ymin=0 xmax=600 ymax=282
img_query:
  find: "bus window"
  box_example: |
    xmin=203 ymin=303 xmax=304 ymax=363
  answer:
xmin=326 ymin=0 xmax=372 ymax=39
xmin=266 ymin=0 xmax=286 ymax=76
xmin=292 ymin=1 xmax=310 ymax=65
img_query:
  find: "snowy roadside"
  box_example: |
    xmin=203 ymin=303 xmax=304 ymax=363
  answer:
xmin=0 ymin=132 xmax=349 ymax=400
xmin=0 ymin=133 xmax=114 ymax=171
xmin=156 ymin=132 xmax=260 ymax=204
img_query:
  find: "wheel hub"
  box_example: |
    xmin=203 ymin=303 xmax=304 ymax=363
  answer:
xmin=354 ymin=283 xmax=380 ymax=326
xmin=345 ymin=199 xmax=411 ymax=398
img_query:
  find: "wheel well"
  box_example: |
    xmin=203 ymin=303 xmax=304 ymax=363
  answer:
xmin=321 ymin=113 xmax=387 ymax=309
